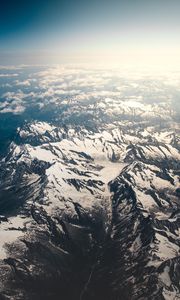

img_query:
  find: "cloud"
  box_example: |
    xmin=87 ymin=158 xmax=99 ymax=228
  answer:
xmin=0 ymin=97 xmax=25 ymax=114
xmin=2 ymin=90 xmax=28 ymax=101
xmin=0 ymin=90 xmax=29 ymax=114
xmin=14 ymin=80 xmax=31 ymax=87
xmin=0 ymin=73 xmax=19 ymax=77
xmin=0 ymin=64 xmax=179 ymax=119
xmin=0 ymin=105 xmax=25 ymax=114
xmin=0 ymin=66 xmax=22 ymax=70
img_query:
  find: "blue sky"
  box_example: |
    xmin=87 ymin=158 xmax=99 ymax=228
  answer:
xmin=0 ymin=0 xmax=180 ymax=65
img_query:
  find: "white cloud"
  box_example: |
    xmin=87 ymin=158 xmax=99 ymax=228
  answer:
xmin=0 ymin=105 xmax=25 ymax=114
xmin=0 ymin=73 xmax=19 ymax=77
xmin=0 ymin=64 xmax=179 ymax=118
xmin=0 ymin=90 xmax=30 ymax=114
xmin=2 ymin=90 xmax=27 ymax=101
xmin=14 ymin=80 xmax=31 ymax=87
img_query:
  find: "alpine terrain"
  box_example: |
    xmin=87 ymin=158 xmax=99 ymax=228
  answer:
xmin=0 ymin=65 xmax=179 ymax=300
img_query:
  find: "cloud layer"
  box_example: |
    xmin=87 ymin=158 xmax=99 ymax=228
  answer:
xmin=0 ymin=65 xmax=180 ymax=116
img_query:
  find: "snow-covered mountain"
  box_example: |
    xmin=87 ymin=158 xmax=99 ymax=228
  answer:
xmin=0 ymin=65 xmax=180 ymax=299
xmin=0 ymin=116 xmax=179 ymax=299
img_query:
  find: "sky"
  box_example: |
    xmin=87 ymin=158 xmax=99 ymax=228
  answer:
xmin=0 ymin=0 xmax=180 ymax=67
